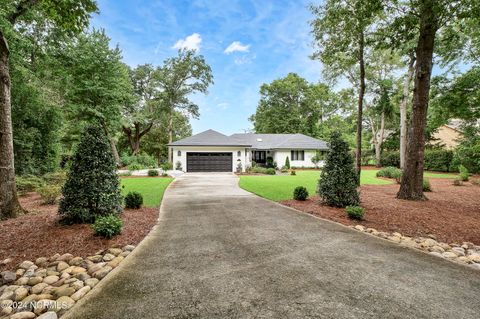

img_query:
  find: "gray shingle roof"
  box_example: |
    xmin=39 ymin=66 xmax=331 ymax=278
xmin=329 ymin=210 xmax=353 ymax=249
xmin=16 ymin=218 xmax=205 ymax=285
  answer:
xmin=230 ymin=133 xmax=328 ymax=150
xmin=169 ymin=129 xmax=328 ymax=150
xmin=168 ymin=129 xmax=251 ymax=146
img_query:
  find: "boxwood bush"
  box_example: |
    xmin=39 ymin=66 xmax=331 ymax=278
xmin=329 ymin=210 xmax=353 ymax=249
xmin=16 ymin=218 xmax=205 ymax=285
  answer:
xmin=125 ymin=191 xmax=143 ymax=209
xmin=345 ymin=206 xmax=364 ymax=220
xmin=92 ymin=215 xmax=123 ymax=238
xmin=380 ymin=151 xmax=400 ymax=168
xmin=376 ymin=167 xmax=402 ymax=180
xmin=148 ymin=169 xmax=159 ymax=177
xmin=293 ymin=186 xmax=309 ymax=201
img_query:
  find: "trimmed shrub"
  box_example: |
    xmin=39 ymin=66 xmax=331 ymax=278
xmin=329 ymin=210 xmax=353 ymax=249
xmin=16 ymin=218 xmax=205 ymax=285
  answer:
xmin=266 ymin=156 xmax=274 ymax=168
xmin=125 ymin=191 xmax=143 ymax=209
xmin=424 ymin=149 xmax=454 ymax=172
xmin=293 ymin=186 xmax=309 ymax=201
xmin=285 ymin=156 xmax=290 ymax=169
xmin=59 ymin=125 xmax=123 ymax=224
xmin=92 ymin=215 xmax=123 ymax=238
xmin=148 ymin=169 xmax=159 ymax=177
xmin=265 ymin=168 xmax=276 ymax=175
xmin=453 ymin=178 xmax=463 ymax=186
xmin=37 ymin=185 xmax=62 ymax=204
xmin=380 ymin=151 xmax=400 ymax=168
xmin=423 ymin=178 xmax=432 ymax=192
xmin=459 ymin=165 xmax=469 ymax=181
xmin=290 ymin=170 xmax=296 ymax=176
xmin=16 ymin=175 xmax=44 ymax=193
xmin=118 ymin=171 xmax=132 ymax=177
xmin=345 ymin=206 xmax=364 ymax=220
xmin=318 ymin=132 xmax=359 ymax=207
xmin=376 ymin=167 xmax=402 ymax=180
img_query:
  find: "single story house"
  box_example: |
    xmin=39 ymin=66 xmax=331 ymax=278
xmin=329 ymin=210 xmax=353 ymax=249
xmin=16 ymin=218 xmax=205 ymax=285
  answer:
xmin=168 ymin=129 xmax=328 ymax=172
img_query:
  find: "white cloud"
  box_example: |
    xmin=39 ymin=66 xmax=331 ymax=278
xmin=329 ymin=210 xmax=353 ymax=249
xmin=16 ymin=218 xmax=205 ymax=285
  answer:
xmin=224 ymin=41 xmax=250 ymax=54
xmin=172 ymin=33 xmax=202 ymax=51
xmin=217 ymin=102 xmax=229 ymax=109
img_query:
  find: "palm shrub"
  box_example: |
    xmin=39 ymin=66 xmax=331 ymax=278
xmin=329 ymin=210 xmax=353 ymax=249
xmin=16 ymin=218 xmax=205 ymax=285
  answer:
xmin=318 ymin=132 xmax=359 ymax=207
xmin=59 ymin=125 xmax=123 ymax=223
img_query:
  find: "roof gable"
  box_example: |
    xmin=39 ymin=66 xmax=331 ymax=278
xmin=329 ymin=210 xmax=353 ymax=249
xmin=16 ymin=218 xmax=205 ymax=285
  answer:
xmin=168 ymin=129 xmax=251 ymax=146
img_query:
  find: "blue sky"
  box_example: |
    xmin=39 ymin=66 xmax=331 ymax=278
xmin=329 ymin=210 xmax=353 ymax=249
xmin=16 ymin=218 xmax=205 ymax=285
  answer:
xmin=91 ymin=0 xmax=322 ymax=135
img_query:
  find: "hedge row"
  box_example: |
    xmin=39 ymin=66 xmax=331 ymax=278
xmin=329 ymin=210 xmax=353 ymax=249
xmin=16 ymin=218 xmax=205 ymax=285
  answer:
xmin=380 ymin=149 xmax=456 ymax=172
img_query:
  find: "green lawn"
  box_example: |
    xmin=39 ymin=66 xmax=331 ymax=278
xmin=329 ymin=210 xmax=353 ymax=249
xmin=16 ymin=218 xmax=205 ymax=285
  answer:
xmin=424 ymin=171 xmax=458 ymax=179
xmin=120 ymin=177 xmax=173 ymax=207
xmin=239 ymin=170 xmax=391 ymax=202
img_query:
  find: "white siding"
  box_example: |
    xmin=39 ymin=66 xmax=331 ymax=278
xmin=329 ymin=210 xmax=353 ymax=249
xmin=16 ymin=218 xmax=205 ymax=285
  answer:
xmin=274 ymin=150 xmax=322 ymax=168
xmin=170 ymin=146 xmax=247 ymax=172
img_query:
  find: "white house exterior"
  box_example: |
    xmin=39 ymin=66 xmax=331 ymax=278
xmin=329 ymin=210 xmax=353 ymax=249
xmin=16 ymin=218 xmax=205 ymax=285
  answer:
xmin=169 ymin=130 xmax=328 ymax=172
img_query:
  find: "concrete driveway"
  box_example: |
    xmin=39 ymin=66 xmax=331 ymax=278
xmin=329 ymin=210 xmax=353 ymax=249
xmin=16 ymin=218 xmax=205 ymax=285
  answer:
xmin=64 ymin=173 xmax=480 ymax=319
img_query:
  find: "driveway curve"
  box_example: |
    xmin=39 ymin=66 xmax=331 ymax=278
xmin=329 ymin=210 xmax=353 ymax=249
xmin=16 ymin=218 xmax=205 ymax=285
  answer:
xmin=64 ymin=173 xmax=480 ymax=319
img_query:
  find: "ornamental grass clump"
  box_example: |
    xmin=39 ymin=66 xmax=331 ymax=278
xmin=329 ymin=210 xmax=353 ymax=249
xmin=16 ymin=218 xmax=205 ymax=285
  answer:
xmin=318 ymin=132 xmax=359 ymax=207
xmin=59 ymin=125 xmax=123 ymax=224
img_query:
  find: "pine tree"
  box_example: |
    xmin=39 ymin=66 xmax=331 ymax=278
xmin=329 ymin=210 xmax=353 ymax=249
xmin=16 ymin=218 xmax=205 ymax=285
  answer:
xmin=59 ymin=125 xmax=122 ymax=223
xmin=318 ymin=131 xmax=359 ymax=207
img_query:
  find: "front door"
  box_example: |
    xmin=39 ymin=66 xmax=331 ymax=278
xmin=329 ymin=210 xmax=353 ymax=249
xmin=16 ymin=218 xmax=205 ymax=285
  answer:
xmin=253 ymin=151 xmax=266 ymax=164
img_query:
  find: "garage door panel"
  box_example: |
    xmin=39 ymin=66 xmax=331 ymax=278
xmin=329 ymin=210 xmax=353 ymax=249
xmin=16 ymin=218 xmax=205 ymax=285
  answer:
xmin=187 ymin=152 xmax=232 ymax=172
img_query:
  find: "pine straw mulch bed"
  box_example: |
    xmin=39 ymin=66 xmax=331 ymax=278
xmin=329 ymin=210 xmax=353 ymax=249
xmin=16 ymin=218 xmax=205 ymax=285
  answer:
xmin=0 ymin=192 xmax=158 ymax=271
xmin=282 ymin=178 xmax=480 ymax=245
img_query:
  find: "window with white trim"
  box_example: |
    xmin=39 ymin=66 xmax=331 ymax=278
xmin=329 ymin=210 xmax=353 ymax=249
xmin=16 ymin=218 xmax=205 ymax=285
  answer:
xmin=291 ymin=150 xmax=304 ymax=161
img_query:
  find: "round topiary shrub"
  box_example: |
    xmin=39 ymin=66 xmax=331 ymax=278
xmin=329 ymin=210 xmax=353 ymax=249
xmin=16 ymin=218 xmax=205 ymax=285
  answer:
xmin=92 ymin=215 xmax=123 ymax=238
xmin=345 ymin=206 xmax=364 ymax=220
xmin=318 ymin=132 xmax=360 ymax=207
xmin=148 ymin=169 xmax=159 ymax=177
xmin=59 ymin=125 xmax=122 ymax=224
xmin=125 ymin=191 xmax=143 ymax=209
xmin=293 ymin=186 xmax=309 ymax=201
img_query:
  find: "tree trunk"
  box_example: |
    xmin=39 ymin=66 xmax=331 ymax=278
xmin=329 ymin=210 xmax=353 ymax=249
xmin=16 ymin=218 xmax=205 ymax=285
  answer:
xmin=0 ymin=31 xmax=23 ymax=220
xmin=122 ymin=122 xmax=153 ymax=156
xmin=355 ymin=32 xmax=366 ymax=183
xmin=376 ymin=112 xmax=385 ymax=167
xmin=100 ymin=121 xmax=121 ymax=167
xmin=167 ymin=112 xmax=174 ymax=163
xmin=400 ymin=53 xmax=416 ymax=170
xmin=397 ymin=0 xmax=437 ymax=200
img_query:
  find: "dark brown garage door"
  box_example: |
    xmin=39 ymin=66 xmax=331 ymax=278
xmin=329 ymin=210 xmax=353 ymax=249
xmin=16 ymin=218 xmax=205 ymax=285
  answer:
xmin=186 ymin=152 xmax=233 ymax=172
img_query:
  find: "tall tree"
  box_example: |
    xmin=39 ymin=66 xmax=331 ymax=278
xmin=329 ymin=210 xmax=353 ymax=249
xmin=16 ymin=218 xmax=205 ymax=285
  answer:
xmin=122 ymin=64 xmax=159 ymax=155
xmin=155 ymin=50 xmax=213 ymax=162
xmin=63 ymin=29 xmax=130 ymax=165
xmin=0 ymin=0 xmax=97 ymax=219
xmin=310 ymin=0 xmax=383 ymax=182
xmin=393 ymin=0 xmax=480 ymax=200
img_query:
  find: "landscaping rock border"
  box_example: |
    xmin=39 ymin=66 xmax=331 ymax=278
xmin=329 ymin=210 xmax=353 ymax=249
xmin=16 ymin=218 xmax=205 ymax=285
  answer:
xmin=351 ymin=225 xmax=480 ymax=271
xmin=0 ymin=245 xmax=135 ymax=319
